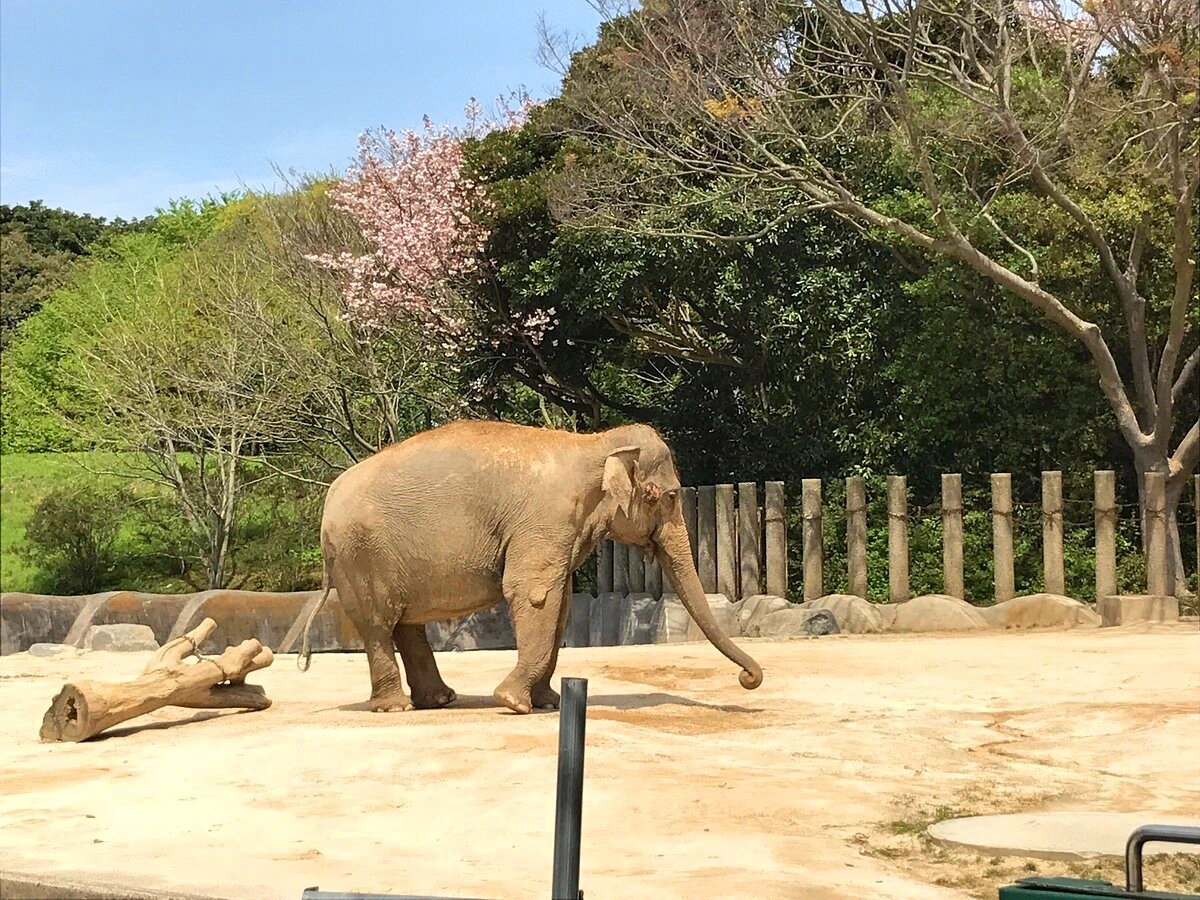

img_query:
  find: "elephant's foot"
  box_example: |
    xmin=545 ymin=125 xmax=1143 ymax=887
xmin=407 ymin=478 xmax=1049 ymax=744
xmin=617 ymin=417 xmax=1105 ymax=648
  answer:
xmin=412 ymin=684 xmax=457 ymax=710
xmin=493 ymin=677 xmax=533 ymax=715
xmin=369 ymin=690 xmax=415 ymax=713
xmin=531 ymin=682 xmax=560 ymax=710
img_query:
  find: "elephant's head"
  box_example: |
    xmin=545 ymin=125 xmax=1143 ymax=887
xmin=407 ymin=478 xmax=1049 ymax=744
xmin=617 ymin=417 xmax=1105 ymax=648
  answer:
xmin=599 ymin=426 xmax=763 ymax=690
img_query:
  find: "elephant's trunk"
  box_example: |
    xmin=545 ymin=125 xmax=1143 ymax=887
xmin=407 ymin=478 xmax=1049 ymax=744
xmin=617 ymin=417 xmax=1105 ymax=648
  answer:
xmin=655 ymin=515 xmax=763 ymax=690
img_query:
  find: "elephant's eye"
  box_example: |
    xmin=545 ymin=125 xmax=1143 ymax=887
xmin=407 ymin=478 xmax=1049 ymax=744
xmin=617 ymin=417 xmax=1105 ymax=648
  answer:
xmin=665 ymin=489 xmax=679 ymax=502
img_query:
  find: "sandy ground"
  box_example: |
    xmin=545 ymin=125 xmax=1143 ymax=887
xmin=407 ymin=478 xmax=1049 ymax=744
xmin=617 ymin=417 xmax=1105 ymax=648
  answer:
xmin=1 ymin=625 xmax=1198 ymax=900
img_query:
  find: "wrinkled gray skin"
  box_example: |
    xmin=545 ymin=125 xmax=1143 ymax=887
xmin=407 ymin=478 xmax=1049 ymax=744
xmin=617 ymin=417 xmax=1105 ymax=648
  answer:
xmin=299 ymin=420 xmax=762 ymax=714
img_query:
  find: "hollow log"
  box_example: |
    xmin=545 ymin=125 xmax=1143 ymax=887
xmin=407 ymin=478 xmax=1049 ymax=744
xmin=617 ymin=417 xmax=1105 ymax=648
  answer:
xmin=40 ymin=617 xmax=273 ymax=743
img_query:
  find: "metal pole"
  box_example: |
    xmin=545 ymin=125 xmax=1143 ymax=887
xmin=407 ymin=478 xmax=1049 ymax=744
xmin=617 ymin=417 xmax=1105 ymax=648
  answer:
xmin=551 ymin=677 xmax=588 ymax=900
xmin=1125 ymin=823 xmax=1200 ymax=891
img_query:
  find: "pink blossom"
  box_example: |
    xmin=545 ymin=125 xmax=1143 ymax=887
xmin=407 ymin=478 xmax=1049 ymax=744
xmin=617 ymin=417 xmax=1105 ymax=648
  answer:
xmin=310 ymin=98 xmax=561 ymax=372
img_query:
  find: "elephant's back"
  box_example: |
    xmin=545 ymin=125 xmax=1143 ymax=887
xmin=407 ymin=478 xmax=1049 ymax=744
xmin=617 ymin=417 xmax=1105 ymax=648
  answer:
xmin=320 ymin=429 xmax=511 ymax=567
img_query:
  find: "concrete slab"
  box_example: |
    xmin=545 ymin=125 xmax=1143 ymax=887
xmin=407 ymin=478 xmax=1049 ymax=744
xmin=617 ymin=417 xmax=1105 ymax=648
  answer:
xmin=929 ymin=812 xmax=1200 ymax=861
xmin=1098 ymin=594 xmax=1180 ymax=627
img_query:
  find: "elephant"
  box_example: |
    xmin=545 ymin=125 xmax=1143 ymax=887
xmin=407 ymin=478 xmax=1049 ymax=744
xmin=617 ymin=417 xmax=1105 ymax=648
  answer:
xmin=298 ymin=420 xmax=762 ymax=714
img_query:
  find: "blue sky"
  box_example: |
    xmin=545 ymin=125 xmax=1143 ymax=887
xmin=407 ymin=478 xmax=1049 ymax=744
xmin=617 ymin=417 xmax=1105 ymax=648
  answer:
xmin=0 ymin=1 xmax=606 ymax=220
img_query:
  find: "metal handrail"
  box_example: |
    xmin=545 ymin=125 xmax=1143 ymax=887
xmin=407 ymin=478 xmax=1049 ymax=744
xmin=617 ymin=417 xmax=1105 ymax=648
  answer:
xmin=1125 ymin=824 xmax=1200 ymax=892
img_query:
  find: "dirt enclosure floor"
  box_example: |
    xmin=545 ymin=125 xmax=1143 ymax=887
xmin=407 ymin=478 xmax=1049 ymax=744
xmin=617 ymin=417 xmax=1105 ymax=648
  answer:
xmin=1 ymin=625 xmax=1198 ymax=899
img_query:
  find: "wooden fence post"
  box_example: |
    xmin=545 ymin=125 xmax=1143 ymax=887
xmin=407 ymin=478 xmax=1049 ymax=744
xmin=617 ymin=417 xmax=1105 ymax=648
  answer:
xmin=802 ymin=479 xmax=823 ymax=601
xmin=1144 ymin=471 xmax=1168 ymax=596
xmin=738 ymin=483 xmax=761 ymax=598
xmin=765 ymin=481 xmax=787 ymax=598
xmin=847 ymin=476 xmax=868 ymax=599
xmin=992 ymin=473 xmax=1014 ymax=603
xmin=1094 ymin=470 xmax=1116 ymax=603
xmin=1043 ymin=470 xmax=1065 ymax=595
xmin=682 ymin=487 xmax=698 ymax=567
xmin=1195 ymin=475 xmax=1199 ymax=595
xmin=697 ymin=486 xmax=718 ymax=593
xmin=716 ymin=484 xmax=738 ymax=599
xmin=613 ymin=542 xmax=629 ymax=595
xmin=887 ymin=475 xmax=909 ymax=603
xmin=627 ymin=545 xmax=645 ymax=593
xmin=598 ymin=541 xmax=614 ymax=595
xmin=942 ymin=473 xmax=964 ymax=599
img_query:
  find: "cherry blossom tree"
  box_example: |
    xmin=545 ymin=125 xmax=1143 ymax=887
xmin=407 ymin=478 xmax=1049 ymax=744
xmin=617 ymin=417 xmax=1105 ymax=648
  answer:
xmin=310 ymin=99 xmax=556 ymax=377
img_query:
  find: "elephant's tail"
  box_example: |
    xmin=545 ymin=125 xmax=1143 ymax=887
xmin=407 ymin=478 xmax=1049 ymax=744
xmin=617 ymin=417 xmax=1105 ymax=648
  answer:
xmin=297 ymin=568 xmax=332 ymax=672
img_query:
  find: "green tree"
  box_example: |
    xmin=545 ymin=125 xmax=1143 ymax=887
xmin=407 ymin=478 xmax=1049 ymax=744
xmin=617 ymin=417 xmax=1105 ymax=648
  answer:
xmin=0 ymin=200 xmax=149 ymax=345
xmin=551 ymin=0 xmax=1198 ymax=588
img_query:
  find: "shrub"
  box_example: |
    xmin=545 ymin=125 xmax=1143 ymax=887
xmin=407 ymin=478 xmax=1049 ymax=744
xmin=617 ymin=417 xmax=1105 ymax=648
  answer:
xmin=19 ymin=482 xmax=134 ymax=594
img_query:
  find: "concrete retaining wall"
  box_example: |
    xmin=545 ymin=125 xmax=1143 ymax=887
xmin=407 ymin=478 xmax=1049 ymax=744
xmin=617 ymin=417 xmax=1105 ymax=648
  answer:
xmin=1 ymin=587 xmax=1113 ymax=656
xmin=0 ymin=589 xmax=361 ymax=656
xmin=0 ymin=590 xmax=720 ymax=655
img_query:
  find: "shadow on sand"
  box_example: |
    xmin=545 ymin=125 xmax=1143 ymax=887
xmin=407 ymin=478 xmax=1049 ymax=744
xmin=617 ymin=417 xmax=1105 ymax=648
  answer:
xmin=331 ymin=690 xmax=759 ymax=716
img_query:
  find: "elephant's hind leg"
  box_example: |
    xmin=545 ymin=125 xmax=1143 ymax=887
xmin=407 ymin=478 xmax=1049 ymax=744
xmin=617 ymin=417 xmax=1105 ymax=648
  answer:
xmin=332 ymin=552 xmax=413 ymax=712
xmin=394 ymin=623 xmax=456 ymax=709
xmin=361 ymin=623 xmax=414 ymax=712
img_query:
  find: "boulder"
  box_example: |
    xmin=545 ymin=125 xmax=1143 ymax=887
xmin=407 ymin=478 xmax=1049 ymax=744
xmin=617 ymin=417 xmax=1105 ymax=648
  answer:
xmin=29 ymin=643 xmax=80 ymax=658
xmin=733 ymin=595 xmax=789 ymax=636
xmin=685 ymin=594 xmax=740 ymax=641
xmin=798 ymin=594 xmax=885 ymax=634
xmin=980 ymin=593 xmax=1101 ymax=629
xmin=890 ymin=595 xmax=988 ymax=632
xmin=83 ymin=624 xmax=159 ymax=652
xmin=619 ymin=593 xmax=659 ymax=645
xmin=653 ymin=595 xmax=691 ymax=643
xmin=803 ymin=609 xmax=840 ymax=636
xmin=754 ymin=606 xmax=841 ymax=638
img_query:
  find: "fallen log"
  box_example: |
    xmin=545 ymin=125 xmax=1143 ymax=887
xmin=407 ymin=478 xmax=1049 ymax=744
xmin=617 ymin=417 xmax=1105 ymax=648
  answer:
xmin=39 ymin=617 xmax=273 ymax=743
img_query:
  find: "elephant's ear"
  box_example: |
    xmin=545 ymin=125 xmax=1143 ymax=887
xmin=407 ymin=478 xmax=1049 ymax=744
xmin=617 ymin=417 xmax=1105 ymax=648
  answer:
xmin=602 ymin=446 xmax=641 ymax=516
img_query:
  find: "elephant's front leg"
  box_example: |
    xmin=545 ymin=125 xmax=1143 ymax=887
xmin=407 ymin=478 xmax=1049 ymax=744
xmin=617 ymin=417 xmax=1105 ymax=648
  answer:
xmin=394 ymin=623 xmax=456 ymax=709
xmin=530 ymin=583 xmax=572 ymax=710
xmin=495 ymin=567 xmax=569 ymax=714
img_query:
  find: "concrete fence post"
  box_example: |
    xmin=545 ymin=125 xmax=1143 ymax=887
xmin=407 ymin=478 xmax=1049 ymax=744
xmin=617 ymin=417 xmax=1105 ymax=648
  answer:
xmin=598 ymin=541 xmax=614 ymax=595
xmin=802 ymin=478 xmax=823 ymax=601
xmin=887 ymin=475 xmax=909 ymax=603
xmin=992 ymin=474 xmax=1015 ymax=603
xmin=847 ymin=475 xmax=868 ymax=599
xmin=1043 ymin=470 xmax=1065 ymax=595
xmin=644 ymin=553 xmax=663 ymax=599
xmin=612 ymin=542 xmax=629 ymax=596
xmin=682 ymin=486 xmax=698 ymax=567
xmin=697 ymin=486 xmax=718 ymax=593
xmin=1094 ymin=470 xmax=1117 ymax=603
xmin=942 ymin=473 xmax=964 ymax=599
xmin=627 ymin=545 xmax=645 ymax=594
xmin=1145 ymin=471 xmax=1168 ymax=596
xmin=716 ymin=484 xmax=738 ymax=600
xmin=738 ymin=482 xmax=761 ymax=599
xmin=765 ymin=481 xmax=787 ymax=598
